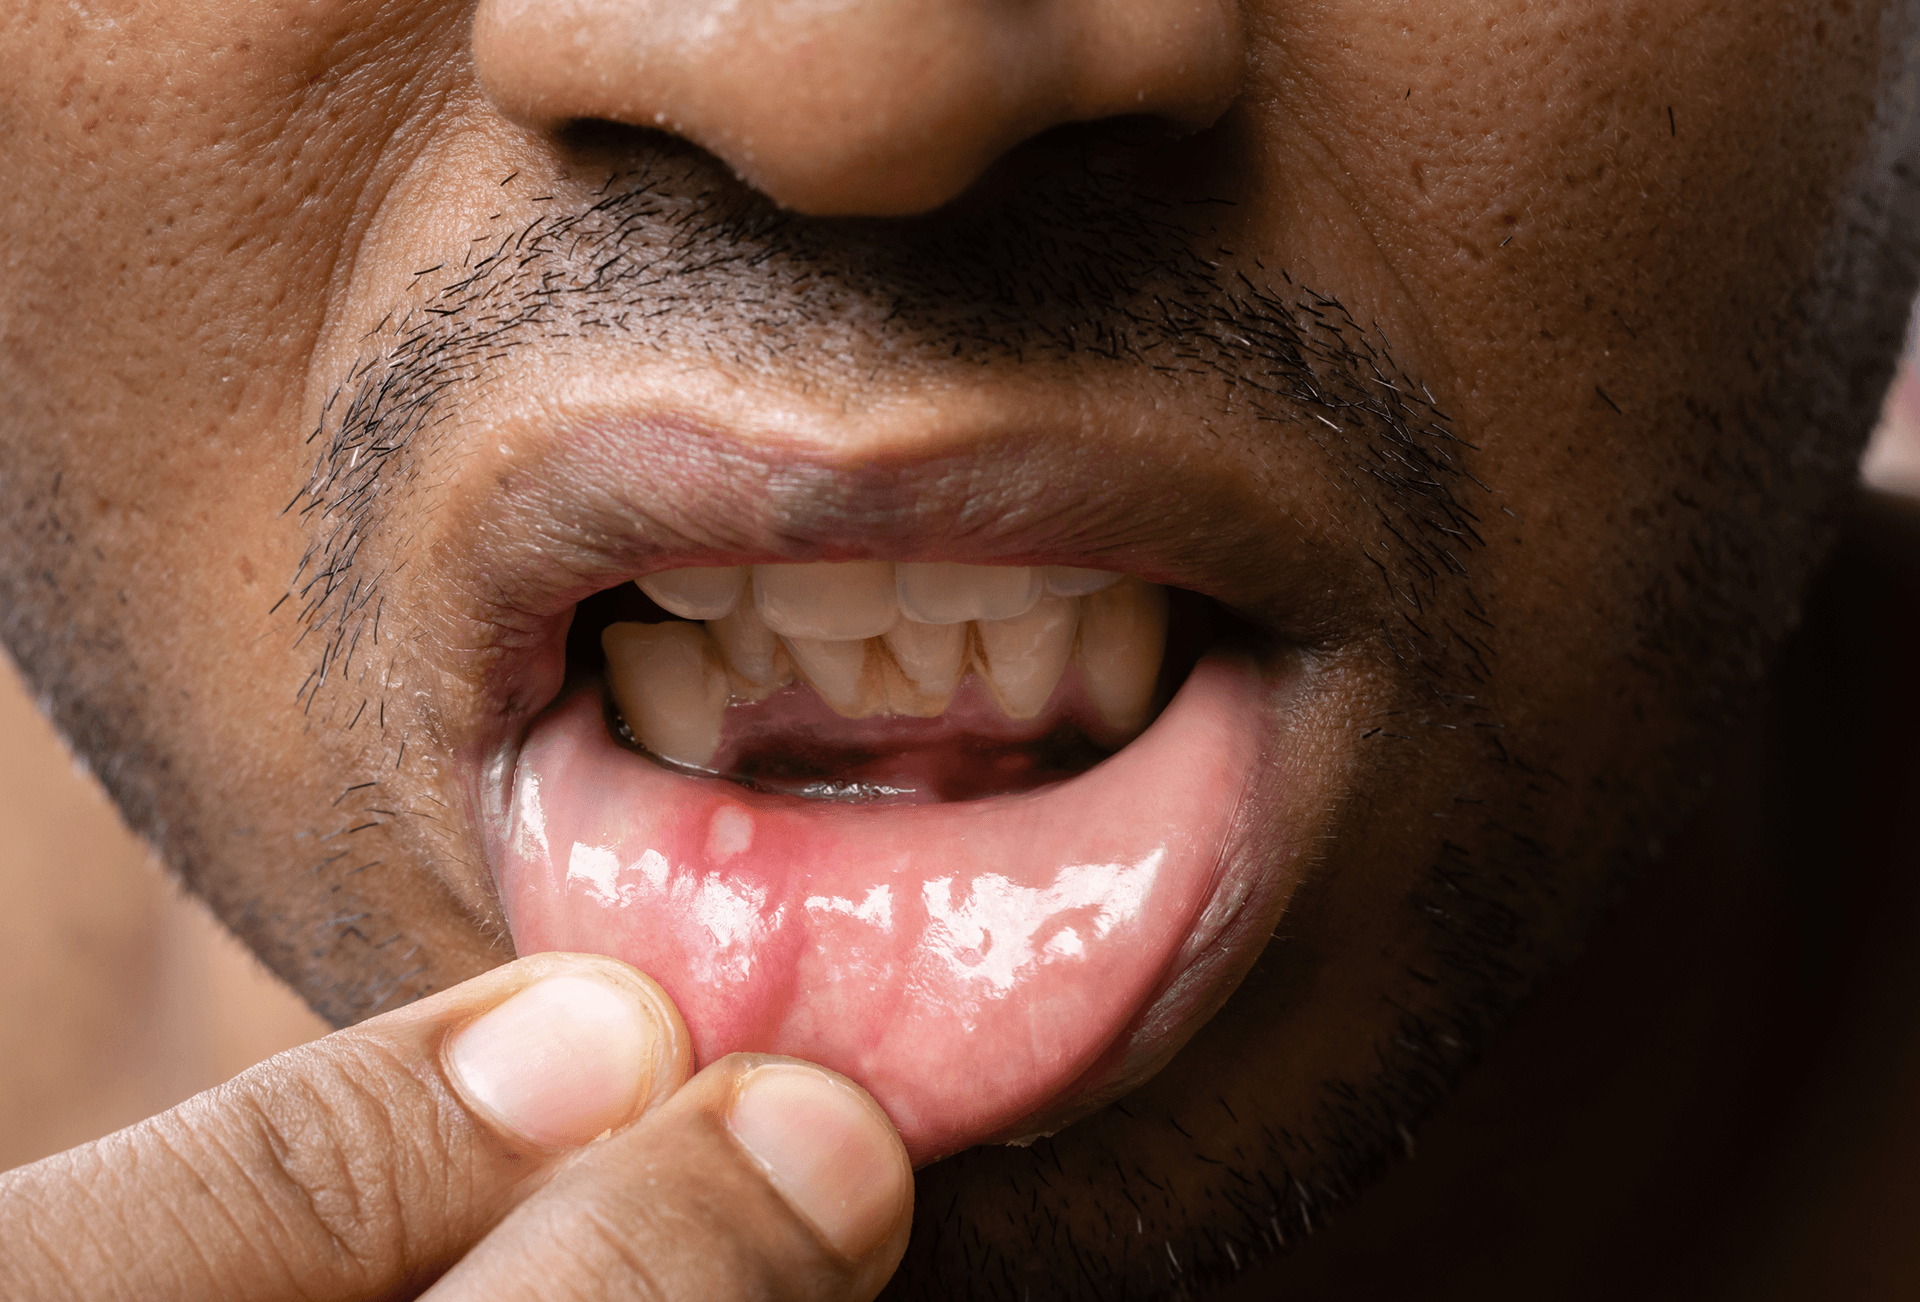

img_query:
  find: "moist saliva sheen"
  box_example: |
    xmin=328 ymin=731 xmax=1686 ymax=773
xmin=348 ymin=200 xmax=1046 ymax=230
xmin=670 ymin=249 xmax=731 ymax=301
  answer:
xmin=600 ymin=562 xmax=1170 ymax=804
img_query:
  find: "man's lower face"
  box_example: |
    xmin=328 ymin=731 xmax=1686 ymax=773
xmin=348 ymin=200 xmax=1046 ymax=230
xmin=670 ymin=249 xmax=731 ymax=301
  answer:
xmin=2 ymin=0 xmax=1911 ymax=1295
xmin=299 ymin=149 xmax=1479 ymax=1179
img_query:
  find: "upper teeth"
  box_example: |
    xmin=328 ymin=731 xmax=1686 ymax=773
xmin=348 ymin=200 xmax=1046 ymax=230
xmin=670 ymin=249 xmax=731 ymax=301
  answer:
xmin=608 ymin=562 xmax=1165 ymax=771
xmin=637 ymin=562 xmax=1122 ymax=631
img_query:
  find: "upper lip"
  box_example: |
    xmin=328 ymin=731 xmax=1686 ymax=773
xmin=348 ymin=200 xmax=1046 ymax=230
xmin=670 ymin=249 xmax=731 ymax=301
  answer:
xmin=440 ymin=394 xmax=1367 ymax=692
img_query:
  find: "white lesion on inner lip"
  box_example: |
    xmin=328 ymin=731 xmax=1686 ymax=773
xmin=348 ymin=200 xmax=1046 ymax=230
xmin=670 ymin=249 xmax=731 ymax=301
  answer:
xmin=602 ymin=561 xmax=1168 ymax=771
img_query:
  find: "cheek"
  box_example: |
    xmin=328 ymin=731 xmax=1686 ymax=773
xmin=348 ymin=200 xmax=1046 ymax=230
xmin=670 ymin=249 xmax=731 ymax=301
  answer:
xmin=1253 ymin=0 xmax=1884 ymax=763
xmin=1 ymin=0 xmax=477 ymax=614
xmin=0 ymin=0 xmax=489 ymax=909
xmin=1262 ymin=0 xmax=1883 ymax=471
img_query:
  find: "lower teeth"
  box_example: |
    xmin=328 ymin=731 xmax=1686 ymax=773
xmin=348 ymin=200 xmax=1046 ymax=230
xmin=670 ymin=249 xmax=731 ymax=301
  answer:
xmin=599 ymin=572 xmax=1170 ymax=784
xmin=612 ymin=670 xmax=1124 ymax=804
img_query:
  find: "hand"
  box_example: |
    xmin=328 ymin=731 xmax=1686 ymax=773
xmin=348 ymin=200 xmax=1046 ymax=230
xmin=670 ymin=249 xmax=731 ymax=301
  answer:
xmin=0 ymin=953 xmax=912 ymax=1301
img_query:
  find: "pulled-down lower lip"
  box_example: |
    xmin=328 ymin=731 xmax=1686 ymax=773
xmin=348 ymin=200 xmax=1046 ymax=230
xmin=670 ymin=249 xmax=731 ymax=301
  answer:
xmin=496 ymin=647 xmax=1292 ymax=1164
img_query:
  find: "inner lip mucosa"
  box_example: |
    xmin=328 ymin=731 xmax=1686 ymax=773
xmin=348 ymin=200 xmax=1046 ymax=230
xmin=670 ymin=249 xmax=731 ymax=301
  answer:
xmin=563 ymin=562 xmax=1217 ymax=806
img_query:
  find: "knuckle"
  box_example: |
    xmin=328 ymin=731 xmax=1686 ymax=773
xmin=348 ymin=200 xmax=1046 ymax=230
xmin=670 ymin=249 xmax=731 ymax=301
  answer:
xmin=196 ymin=1036 xmax=463 ymax=1285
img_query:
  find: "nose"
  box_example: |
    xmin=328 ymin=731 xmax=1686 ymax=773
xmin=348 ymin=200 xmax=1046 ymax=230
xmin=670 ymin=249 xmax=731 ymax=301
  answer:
xmin=470 ymin=0 xmax=1245 ymax=216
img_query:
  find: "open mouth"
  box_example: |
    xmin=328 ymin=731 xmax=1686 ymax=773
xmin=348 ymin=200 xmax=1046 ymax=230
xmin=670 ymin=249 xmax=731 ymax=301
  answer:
xmin=598 ymin=563 xmax=1190 ymax=801
xmin=497 ymin=556 xmax=1292 ymax=1163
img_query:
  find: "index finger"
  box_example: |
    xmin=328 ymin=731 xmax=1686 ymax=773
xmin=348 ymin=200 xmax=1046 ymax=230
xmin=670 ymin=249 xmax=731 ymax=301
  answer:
xmin=0 ymin=953 xmax=688 ymax=1302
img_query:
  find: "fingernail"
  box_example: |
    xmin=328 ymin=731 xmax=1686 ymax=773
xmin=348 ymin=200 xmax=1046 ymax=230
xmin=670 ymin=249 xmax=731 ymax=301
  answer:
xmin=728 ymin=1065 xmax=910 ymax=1260
xmin=445 ymin=973 xmax=662 ymax=1148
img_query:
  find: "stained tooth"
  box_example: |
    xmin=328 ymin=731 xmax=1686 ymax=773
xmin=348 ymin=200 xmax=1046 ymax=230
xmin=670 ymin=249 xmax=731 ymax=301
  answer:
xmin=635 ymin=566 xmax=747 ymax=620
xmin=1076 ymin=578 xmax=1168 ymax=734
xmin=1042 ymin=566 xmax=1124 ymax=598
xmin=601 ymin=622 xmax=729 ymax=769
xmin=976 ymin=594 xmax=1078 ymax=719
xmin=754 ymin=562 xmax=899 ymax=641
xmin=883 ymin=618 xmax=968 ymax=711
xmin=782 ymin=635 xmax=877 ymax=717
xmin=708 ymin=600 xmax=792 ymax=699
xmin=895 ymin=563 xmax=1042 ymax=624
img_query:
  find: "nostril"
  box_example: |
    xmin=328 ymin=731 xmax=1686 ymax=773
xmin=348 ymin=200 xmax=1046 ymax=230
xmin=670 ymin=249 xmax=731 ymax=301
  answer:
xmin=919 ymin=115 xmax=1211 ymax=220
xmin=553 ymin=118 xmax=690 ymax=164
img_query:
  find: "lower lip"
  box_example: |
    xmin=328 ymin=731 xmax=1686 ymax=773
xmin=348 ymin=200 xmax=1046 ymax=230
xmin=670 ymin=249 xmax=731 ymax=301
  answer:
xmin=497 ymin=651 xmax=1293 ymax=1163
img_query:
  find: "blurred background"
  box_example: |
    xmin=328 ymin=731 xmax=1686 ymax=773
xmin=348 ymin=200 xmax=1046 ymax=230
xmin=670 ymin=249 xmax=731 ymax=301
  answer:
xmin=3 ymin=363 xmax=1918 ymax=1170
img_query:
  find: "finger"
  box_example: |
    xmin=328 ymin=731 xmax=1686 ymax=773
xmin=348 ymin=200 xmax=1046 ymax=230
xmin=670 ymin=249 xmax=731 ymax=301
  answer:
xmin=0 ymin=952 xmax=691 ymax=1302
xmin=426 ymin=1053 xmax=914 ymax=1302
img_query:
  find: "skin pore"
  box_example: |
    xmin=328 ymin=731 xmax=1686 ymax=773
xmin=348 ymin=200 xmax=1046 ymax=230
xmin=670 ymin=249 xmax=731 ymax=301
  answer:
xmin=4 ymin=1 xmax=1919 ymax=1297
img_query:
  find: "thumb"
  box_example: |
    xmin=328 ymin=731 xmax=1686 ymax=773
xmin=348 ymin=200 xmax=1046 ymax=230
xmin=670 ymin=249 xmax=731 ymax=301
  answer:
xmin=0 ymin=952 xmax=690 ymax=1302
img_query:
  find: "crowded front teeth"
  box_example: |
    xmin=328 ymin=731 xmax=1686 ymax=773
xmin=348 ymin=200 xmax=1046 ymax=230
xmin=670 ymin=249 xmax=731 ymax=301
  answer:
xmin=604 ymin=563 xmax=1166 ymax=769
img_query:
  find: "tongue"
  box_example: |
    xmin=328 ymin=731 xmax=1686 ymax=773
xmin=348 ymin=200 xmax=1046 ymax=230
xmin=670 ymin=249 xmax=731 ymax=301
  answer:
xmin=499 ymin=655 xmax=1263 ymax=1162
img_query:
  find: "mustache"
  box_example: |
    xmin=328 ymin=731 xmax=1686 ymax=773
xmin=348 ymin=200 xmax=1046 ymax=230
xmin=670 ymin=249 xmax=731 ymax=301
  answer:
xmin=283 ymin=142 xmax=1483 ymax=709
xmin=341 ymin=146 xmax=1360 ymax=373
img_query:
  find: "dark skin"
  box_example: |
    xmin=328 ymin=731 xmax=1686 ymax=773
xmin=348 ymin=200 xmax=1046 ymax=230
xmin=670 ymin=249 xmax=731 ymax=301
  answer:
xmin=4 ymin=0 xmax=1920 ymax=1297
xmin=1221 ymin=490 xmax=1920 ymax=1298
